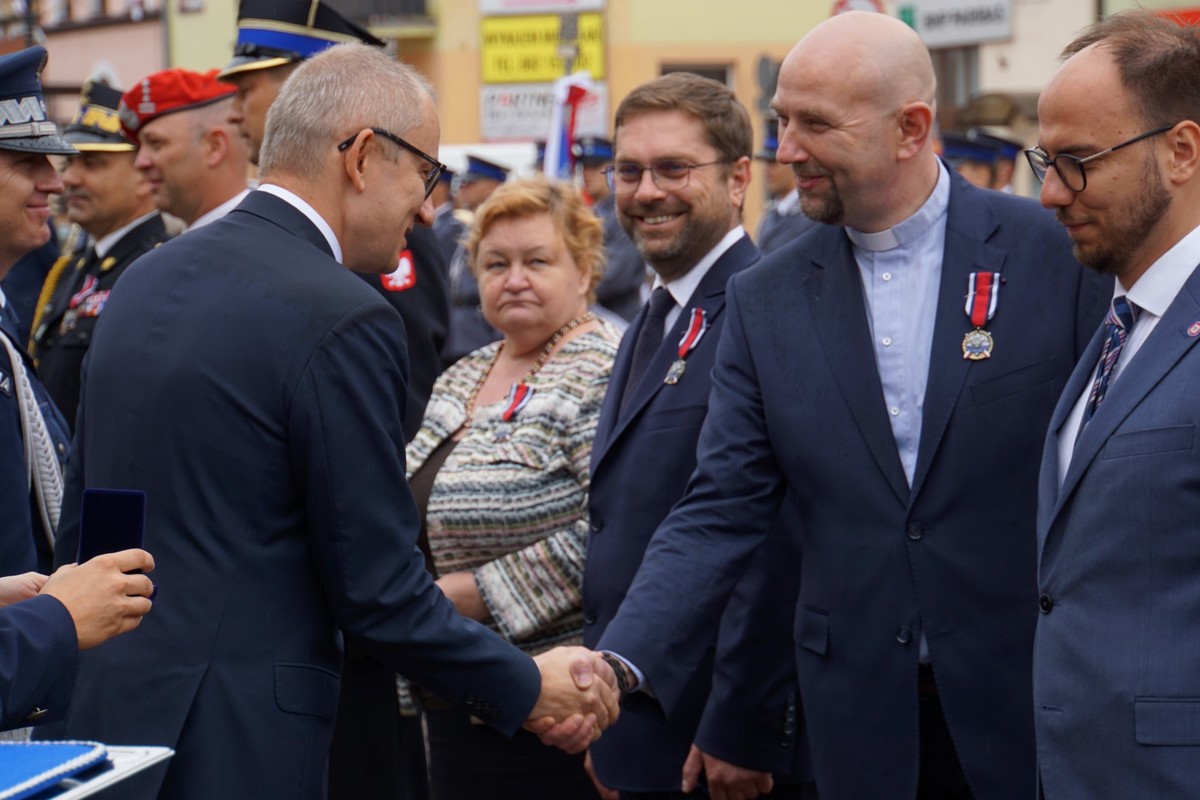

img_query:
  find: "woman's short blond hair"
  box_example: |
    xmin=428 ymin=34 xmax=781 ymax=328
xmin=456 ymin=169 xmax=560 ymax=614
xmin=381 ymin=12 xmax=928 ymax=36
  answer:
xmin=466 ymin=176 xmax=606 ymax=304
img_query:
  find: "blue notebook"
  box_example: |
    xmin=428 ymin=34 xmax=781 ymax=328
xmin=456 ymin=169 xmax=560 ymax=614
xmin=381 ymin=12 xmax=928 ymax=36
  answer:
xmin=0 ymin=741 xmax=108 ymax=799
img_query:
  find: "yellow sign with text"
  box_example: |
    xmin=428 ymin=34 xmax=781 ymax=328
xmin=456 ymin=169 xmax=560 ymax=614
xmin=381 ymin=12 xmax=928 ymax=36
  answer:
xmin=481 ymin=13 xmax=605 ymax=84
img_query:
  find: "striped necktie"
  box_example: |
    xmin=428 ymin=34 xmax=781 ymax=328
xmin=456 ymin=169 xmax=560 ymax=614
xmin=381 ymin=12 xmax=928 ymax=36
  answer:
xmin=1082 ymin=295 xmax=1138 ymax=426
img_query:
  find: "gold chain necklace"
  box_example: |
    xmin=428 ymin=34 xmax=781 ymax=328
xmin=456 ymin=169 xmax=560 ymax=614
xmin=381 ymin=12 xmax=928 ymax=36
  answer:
xmin=463 ymin=310 xmax=596 ymax=428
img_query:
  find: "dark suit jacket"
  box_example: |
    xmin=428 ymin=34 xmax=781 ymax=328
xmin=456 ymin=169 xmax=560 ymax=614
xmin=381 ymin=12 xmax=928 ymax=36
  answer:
xmin=52 ymin=191 xmax=540 ymax=800
xmin=0 ymin=595 xmax=76 ymax=731
xmin=598 ymin=176 xmax=1108 ymax=800
xmin=356 ymin=224 xmax=448 ymax=441
xmin=34 ymin=213 xmax=171 ymax=432
xmin=0 ymin=304 xmax=68 ymax=576
xmin=585 ymin=234 xmax=804 ymax=791
xmin=593 ymin=194 xmax=645 ymax=322
xmin=1035 ymin=262 xmax=1200 ymax=798
xmin=756 ymin=201 xmax=816 ymax=256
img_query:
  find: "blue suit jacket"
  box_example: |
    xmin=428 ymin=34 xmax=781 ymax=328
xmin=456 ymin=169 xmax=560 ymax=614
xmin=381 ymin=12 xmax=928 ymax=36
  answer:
xmin=598 ymin=176 xmax=1108 ymax=800
xmin=1035 ymin=262 xmax=1200 ymax=798
xmin=51 ymin=192 xmax=540 ymax=800
xmin=585 ymin=233 xmax=804 ymax=791
xmin=0 ymin=304 xmax=68 ymax=576
xmin=0 ymin=595 xmax=76 ymax=730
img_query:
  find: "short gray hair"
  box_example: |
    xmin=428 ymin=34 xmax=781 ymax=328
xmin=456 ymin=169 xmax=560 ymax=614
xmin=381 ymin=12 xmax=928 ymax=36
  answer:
xmin=259 ymin=43 xmax=433 ymax=181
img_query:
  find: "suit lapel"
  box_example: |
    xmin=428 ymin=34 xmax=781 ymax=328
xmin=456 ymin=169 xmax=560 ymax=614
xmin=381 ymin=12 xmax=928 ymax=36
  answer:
xmin=592 ymin=235 xmax=756 ymax=470
xmin=909 ymin=184 xmax=1006 ymax=499
xmin=1037 ymin=322 xmax=1106 ymax=537
xmin=1051 ymin=264 xmax=1200 ymax=526
xmin=805 ymin=232 xmax=910 ymax=505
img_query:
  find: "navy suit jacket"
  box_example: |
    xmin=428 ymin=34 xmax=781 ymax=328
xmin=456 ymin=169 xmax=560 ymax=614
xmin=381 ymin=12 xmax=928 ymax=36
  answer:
xmin=1035 ymin=262 xmax=1200 ymax=798
xmin=51 ymin=192 xmax=540 ymax=800
xmin=599 ymin=176 xmax=1108 ymax=800
xmin=0 ymin=595 xmax=76 ymax=730
xmin=585 ymin=233 xmax=804 ymax=791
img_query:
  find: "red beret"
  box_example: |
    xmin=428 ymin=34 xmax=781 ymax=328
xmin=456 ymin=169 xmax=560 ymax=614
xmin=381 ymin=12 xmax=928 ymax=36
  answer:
xmin=118 ymin=68 xmax=235 ymax=140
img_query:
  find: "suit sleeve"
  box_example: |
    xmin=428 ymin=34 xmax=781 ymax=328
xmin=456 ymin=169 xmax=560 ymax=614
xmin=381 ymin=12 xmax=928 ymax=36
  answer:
xmin=0 ymin=594 xmax=78 ymax=731
xmin=474 ymin=365 xmax=609 ymax=640
xmin=597 ymin=276 xmax=789 ymax=715
xmin=287 ymin=301 xmax=540 ymax=735
xmin=693 ymin=495 xmax=804 ymax=776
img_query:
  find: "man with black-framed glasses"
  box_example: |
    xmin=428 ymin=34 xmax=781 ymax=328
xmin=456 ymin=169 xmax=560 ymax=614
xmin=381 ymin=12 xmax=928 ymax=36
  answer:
xmin=53 ymin=43 xmax=620 ymax=800
xmin=1030 ymin=11 xmax=1200 ymax=799
xmin=215 ymin=7 xmax=451 ymax=797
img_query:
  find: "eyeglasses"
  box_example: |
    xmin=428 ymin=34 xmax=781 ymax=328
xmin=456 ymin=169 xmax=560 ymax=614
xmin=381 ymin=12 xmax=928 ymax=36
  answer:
xmin=1024 ymin=123 xmax=1176 ymax=193
xmin=603 ymin=159 xmax=729 ymax=195
xmin=337 ymin=127 xmax=447 ymax=200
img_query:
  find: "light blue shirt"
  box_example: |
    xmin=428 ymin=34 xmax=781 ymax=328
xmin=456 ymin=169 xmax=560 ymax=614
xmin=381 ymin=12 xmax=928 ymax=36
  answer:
xmin=845 ymin=163 xmax=951 ymax=486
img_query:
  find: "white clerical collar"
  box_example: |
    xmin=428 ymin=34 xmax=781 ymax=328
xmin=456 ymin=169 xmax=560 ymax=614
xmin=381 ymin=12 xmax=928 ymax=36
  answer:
xmin=652 ymin=225 xmax=746 ymax=308
xmin=94 ymin=211 xmax=158 ymax=258
xmin=257 ymin=184 xmax=343 ymax=264
xmin=845 ymin=162 xmax=951 ymax=253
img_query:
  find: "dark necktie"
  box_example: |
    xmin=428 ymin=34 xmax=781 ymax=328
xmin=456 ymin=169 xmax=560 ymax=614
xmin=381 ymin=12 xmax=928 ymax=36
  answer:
xmin=621 ymin=287 xmax=675 ymax=414
xmin=1082 ymin=296 xmax=1138 ymax=426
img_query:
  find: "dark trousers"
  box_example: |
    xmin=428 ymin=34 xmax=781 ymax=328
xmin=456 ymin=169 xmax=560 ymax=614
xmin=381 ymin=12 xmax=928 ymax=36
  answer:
xmin=424 ymin=707 xmax=601 ymax=800
xmin=917 ymin=665 xmax=974 ymax=800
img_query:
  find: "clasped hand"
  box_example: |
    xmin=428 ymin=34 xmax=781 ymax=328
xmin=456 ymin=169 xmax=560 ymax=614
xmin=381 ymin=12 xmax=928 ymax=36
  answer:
xmin=524 ymin=646 xmax=620 ymax=753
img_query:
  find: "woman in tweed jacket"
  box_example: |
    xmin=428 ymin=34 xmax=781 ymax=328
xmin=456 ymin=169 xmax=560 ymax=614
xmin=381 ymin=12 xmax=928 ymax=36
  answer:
xmin=405 ymin=177 xmax=621 ymax=800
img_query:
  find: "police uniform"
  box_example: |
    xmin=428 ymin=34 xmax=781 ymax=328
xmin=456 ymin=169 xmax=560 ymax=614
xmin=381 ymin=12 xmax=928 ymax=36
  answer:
xmin=754 ymin=122 xmax=816 ymax=256
xmin=31 ymin=80 xmax=172 ymax=431
xmin=576 ymin=136 xmax=646 ymax=322
xmin=0 ymin=47 xmax=72 ymax=577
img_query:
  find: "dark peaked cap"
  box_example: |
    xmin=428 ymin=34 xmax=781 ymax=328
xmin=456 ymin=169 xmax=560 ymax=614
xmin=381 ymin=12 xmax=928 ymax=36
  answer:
xmin=219 ymin=0 xmax=385 ymax=80
xmin=64 ymin=79 xmax=136 ymax=151
xmin=0 ymin=46 xmax=77 ymax=155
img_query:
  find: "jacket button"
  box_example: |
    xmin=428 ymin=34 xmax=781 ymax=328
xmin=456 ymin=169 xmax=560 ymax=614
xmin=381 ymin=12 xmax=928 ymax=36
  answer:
xmin=584 ymin=611 xmax=597 ymax=625
xmin=907 ymin=523 xmax=923 ymax=541
xmin=895 ymin=625 xmax=912 ymax=644
xmin=1039 ymin=594 xmax=1054 ymax=614
xmin=590 ymin=518 xmax=603 ymax=533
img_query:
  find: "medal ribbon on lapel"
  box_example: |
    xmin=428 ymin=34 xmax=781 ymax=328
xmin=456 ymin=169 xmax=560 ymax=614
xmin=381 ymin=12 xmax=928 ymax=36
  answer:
xmin=962 ymin=271 xmax=1000 ymax=360
xmin=501 ymin=382 xmax=533 ymax=422
xmin=665 ymin=308 xmax=708 ymax=385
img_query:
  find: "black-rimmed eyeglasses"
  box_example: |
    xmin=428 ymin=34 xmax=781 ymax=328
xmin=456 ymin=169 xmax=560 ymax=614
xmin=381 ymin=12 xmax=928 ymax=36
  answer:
xmin=603 ymin=160 xmax=729 ymax=195
xmin=337 ymin=127 xmax=447 ymax=200
xmin=1024 ymin=123 xmax=1177 ymax=193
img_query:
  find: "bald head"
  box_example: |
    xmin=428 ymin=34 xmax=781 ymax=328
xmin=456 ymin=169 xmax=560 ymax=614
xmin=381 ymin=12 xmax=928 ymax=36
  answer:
xmin=771 ymin=11 xmax=940 ymax=232
xmin=785 ymin=12 xmax=936 ymax=115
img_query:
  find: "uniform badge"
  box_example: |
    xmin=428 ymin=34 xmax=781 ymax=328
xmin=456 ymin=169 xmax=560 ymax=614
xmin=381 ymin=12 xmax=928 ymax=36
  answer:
xmin=0 ymin=371 xmax=10 ymax=397
xmin=381 ymin=250 xmax=417 ymax=292
xmin=962 ymin=271 xmax=1001 ymax=360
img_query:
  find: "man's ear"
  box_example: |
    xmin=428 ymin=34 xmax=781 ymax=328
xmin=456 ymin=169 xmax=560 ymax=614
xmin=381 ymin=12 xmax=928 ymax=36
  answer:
xmin=896 ymin=102 xmax=934 ymax=162
xmin=1165 ymin=120 xmax=1200 ymax=187
xmin=341 ymin=129 xmax=371 ymax=192
xmin=727 ymin=155 xmax=752 ymax=211
xmin=204 ymin=126 xmax=231 ymax=167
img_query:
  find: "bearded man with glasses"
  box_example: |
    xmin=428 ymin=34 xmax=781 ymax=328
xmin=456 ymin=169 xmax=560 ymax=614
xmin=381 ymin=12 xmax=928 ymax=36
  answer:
xmin=1029 ymin=10 xmax=1200 ymax=798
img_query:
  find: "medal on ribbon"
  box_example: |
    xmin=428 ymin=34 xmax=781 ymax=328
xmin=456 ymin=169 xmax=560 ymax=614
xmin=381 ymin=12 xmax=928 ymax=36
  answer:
xmin=494 ymin=383 xmax=533 ymax=442
xmin=962 ymin=271 xmax=1000 ymax=360
xmin=665 ymin=308 xmax=708 ymax=385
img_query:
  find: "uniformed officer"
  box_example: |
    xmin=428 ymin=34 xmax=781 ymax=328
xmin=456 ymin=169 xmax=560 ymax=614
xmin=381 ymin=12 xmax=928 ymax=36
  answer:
xmin=0 ymin=47 xmax=73 ymax=577
xmin=575 ymin=135 xmax=644 ymax=322
xmin=941 ymin=130 xmax=1002 ymax=190
xmin=967 ymin=127 xmax=1024 ymax=192
xmin=30 ymin=79 xmax=172 ymax=430
xmin=754 ymin=118 xmax=815 ymax=255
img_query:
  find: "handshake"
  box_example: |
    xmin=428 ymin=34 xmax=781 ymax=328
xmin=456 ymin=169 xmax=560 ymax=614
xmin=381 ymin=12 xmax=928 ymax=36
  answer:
xmin=524 ymin=646 xmax=631 ymax=753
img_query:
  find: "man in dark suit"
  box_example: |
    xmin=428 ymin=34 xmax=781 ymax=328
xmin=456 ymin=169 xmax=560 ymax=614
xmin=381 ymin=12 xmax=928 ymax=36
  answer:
xmin=218 ymin=3 xmax=450 ymax=795
xmin=53 ymin=43 xmax=616 ymax=800
xmin=1030 ymin=12 xmax=1200 ymax=797
xmin=583 ymin=73 xmax=806 ymax=800
xmin=0 ymin=549 xmax=155 ymax=731
xmin=538 ymin=13 xmax=1110 ymax=800
xmin=217 ymin=0 xmax=449 ymax=441
xmin=0 ymin=47 xmax=73 ymax=577
xmin=30 ymin=79 xmax=171 ymax=432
